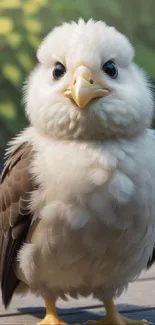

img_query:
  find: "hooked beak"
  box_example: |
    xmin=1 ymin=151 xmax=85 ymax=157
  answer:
xmin=63 ymin=66 xmax=110 ymax=109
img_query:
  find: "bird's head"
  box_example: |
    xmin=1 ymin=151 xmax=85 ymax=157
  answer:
xmin=25 ymin=19 xmax=153 ymax=140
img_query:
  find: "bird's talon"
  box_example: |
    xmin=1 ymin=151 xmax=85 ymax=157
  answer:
xmin=37 ymin=316 xmax=81 ymax=325
xmin=36 ymin=315 xmax=67 ymax=325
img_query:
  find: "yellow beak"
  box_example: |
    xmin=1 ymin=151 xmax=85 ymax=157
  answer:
xmin=64 ymin=66 xmax=110 ymax=109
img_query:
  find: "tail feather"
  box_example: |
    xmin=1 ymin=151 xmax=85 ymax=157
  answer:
xmin=147 ymin=247 xmax=155 ymax=269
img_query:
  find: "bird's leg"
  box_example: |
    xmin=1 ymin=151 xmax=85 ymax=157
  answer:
xmin=37 ymin=300 xmax=80 ymax=325
xmin=86 ymin=299 xmax=151 ymax=325
xmin=37 ymin=300 xmax=64 ymax=325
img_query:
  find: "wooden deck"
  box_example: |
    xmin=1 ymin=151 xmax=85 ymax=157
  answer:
xmin=1 ymin=265 xmax=155 ymax=324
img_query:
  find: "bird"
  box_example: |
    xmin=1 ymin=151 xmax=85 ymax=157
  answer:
xmin=0 ymin=18 xmax=155 ymax=325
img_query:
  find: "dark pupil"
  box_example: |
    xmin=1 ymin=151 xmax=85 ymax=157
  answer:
xmin=53 ymin=63 xmax=65 ymax=79
xmin=103 ymin=61 xmax=117 ymax=78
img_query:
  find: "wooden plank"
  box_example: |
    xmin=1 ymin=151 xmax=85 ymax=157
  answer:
xmin=1 ymin=307 xmax=155 ymax=325
xmin=138 ymin=266 xmax=155 ymax=281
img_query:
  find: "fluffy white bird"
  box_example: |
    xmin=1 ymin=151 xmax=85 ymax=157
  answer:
xmin=0 ymin=19 xmax=155 ymax=325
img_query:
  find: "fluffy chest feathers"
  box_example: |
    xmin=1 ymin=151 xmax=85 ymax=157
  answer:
xmin=16 ymin=128 xmax=155 ymax=301
xmin=31 ymin=130 xmax=155 ymax=231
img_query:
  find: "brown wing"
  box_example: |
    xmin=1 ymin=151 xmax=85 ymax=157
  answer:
xmin=0 ymin=141 xmax=34 ymax=308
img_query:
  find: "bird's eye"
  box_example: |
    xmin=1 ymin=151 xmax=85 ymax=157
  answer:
xmin=53 ymin=62 xmax=66 ymax=79
xmin=102 ymin=60 xmax=118 ymax=79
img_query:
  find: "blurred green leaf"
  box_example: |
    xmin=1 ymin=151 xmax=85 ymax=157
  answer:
xmin=31 ymin=0 xmax=48 ymax=5
xmin=102 ymin=0 xmax=122 ymax=17
xmin=6 ymin=32 xmax=22 ymax=48
xmin=27 ymin=34 xmax=41 ymax=48
xmin=0 ymin=18 xmax=13 ymax=34
xmin=0 ymin=101 xmax=16 ymax=119
xmin=0 ymin=0 xmax=20 ymax=9
xmin=135 ymin=42 xmax=155 ymax=77
xmin=2 ymin=63 xmax=22 ymax=86
xmin=23 ymin=2 xmax=40 ymax=15
xmin=17 ymin=51 xmax=33 ymax=71
xmin=24 ymin=18 xmax=42 ymax=33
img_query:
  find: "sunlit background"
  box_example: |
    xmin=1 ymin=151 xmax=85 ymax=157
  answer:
xmin=0 ymin=0 xmax=155 ymax=169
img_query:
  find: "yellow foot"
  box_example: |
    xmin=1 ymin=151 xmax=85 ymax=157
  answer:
xmin=86 ymin=313 xmax=152 ymax=325
xmin=37 ymin=314 xmax=81 ymax=325
xmin=37 ymin=315 xmax=67 ymax=325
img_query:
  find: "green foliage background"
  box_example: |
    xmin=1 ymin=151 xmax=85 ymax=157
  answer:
xmin=0 ymin=0 xmax=155 ymax=151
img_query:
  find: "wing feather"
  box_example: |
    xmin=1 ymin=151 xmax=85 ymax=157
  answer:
xmin=0 ymin=141 xmax=34 ymax=308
